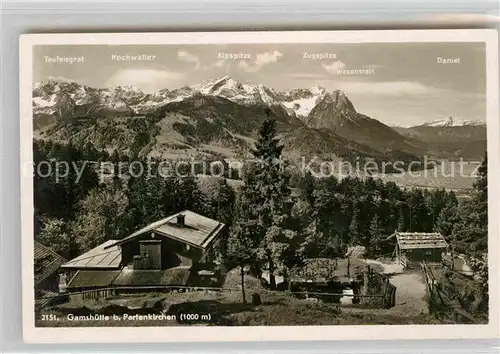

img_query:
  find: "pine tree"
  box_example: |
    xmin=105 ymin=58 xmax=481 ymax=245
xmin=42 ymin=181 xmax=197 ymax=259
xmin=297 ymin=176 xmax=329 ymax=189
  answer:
xmin=160 ymin=173 xmax=180 ymax=216
xmin=227 ymin=222 xmax=255 ymax=303
xmin=349 ymin=202 xmax=361 ymax=244
xmin=252 ymin=109 xmax=284 ymax=161
xmin=289 ymin=198 xmax=314 ymax=261
xmin=368 ymin=214 xmax=384 ymax=257
xmin=73 ymin=187 xmax=129 ymax=252
xmin=200 ymin=178 xmax=236 ymax=259
xmin=232 ymin=110 xmax=297 ymax=289
xmin=110 ymin=148 xmax=122 ymax=191
xmin=228 ymin=168 xmax=262 ymax=302
xmin=397 ymin=206 xmax=406 ymax=232
xmin=435 ymin=202 xmax=459 ymax=269
xmin=443 ymin=154 xmax=488 ymax=309
xmin=177 ymin=173 xmax=202 ymax=212
xmin=435 ymin=202 xmax=459 ymax=239
xmin=451 ymin=154 xmax=488 ymax=254
xmin=407 ymin=189 xmax=431 ymax=232
xmin=474 ymin=152 xmax=487 ymax=204
xmin=36 ymin=217 xmax=74 ymax=258
xmin=298 ymin=170 xmax=316 ymax=206
xmin=124 ymin=168 xmax=151 ymax=232
xmin=314 ymin=177 xmax=347 ymax=258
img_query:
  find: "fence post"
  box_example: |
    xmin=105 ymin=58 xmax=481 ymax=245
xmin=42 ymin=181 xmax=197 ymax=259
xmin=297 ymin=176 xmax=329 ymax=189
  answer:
xmin=362 ymin=265 xmax=369 ymax=296
xmin=382 ymin=278 xmax=388 ymax=308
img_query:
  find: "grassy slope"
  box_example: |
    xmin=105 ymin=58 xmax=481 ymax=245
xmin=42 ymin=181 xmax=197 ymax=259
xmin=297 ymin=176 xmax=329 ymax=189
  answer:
xmin=430 ymin=267 xmax=488 ymax=324
xmin=36 ymin=268 xmax=439 ymax=327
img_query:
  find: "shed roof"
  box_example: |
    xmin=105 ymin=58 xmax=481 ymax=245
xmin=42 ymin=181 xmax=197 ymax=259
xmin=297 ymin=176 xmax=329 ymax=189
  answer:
xmin=67 ymin=270 xmax=121 ymax=289
xmin=392 ymin=232 xmax=448 ymax=250
xmin=111 ymin=210 xmax=225 ymax=250
xmin=62 ymin=240 xmax=121 ymax=269
xmin=34 ymin=241 xmax=67 ymax=286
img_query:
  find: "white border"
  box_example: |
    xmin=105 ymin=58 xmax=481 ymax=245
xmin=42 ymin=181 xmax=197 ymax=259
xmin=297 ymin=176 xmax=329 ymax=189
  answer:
xmin=20 ymin=30 xmax=500 ymax=343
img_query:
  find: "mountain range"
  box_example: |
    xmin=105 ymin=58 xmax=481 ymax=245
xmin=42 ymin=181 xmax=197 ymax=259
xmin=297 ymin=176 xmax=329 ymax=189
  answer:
xmin=419 ymin=116 xmax=485 ymax=128
xmin=32 ymin=76 xmax=486 ymax=162
xmin=392 ymin=117 xmax=486 ymax=159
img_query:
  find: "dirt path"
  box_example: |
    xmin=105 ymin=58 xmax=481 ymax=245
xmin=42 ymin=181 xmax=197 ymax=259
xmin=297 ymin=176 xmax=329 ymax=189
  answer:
xmin=365 ymin=259 xmax=403 ymax=275
xmin=389 ymin=272 xmax=429 ymax=315
xmin=364 ymin=259 xmax=429 ymax=315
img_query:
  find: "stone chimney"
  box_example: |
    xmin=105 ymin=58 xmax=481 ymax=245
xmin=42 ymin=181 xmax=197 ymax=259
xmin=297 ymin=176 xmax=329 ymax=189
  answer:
xmin=176 ymin=213 xmax=186 ymax=226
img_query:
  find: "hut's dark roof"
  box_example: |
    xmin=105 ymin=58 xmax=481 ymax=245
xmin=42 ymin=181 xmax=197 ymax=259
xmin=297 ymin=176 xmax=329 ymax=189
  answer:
xmin=111 ymin=210 xmax=225 ymax=250
xmin=67 ymin=270 xmax=121 ymax=289
xmin=111 ymin=266 xmax=192 ymax=287
xmin=392 ymin=232 xmax=448 ymax=250
xmin=34 ymin=241 xmax=67 ymax=286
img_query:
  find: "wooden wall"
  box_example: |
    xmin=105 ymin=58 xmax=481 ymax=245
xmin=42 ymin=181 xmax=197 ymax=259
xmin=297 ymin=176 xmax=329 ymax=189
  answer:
xmin=121 ymin=232 xmax=204 ymax=269
xmin=35 ymin=273 xmax=60 ymax=297
xmin=404 ymin=248 xmax=443 ymax=267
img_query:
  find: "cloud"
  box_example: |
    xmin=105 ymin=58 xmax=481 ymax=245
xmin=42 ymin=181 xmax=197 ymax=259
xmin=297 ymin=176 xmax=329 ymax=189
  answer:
xmin=237 ymin=61 xmax=251 ymax=71
xmin=239 ymin=50 xmax=283 ymax=72
xmin=212 ymin=60 xmax=225 ymax=68
xmin=105 ymin=69 xmax=184 ymax=93
xmin=178 ymin=50 xmax=201 ymax=68
xmin=177 ymin=50 xmax=225 ymax=71
xmin=178 ymin=49 xmax=282 ymax=73
xmin=322 ymin=60 xmax=346 ymax=74
xmin=255 ymin=50 xmax=283 ymax=67
xmin=321 ymin=61 xmax=386 ymax=74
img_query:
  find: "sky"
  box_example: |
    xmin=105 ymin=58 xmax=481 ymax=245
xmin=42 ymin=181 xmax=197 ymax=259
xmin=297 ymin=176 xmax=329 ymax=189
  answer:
xmin=33 ymin=42 xmax=486 ymax=127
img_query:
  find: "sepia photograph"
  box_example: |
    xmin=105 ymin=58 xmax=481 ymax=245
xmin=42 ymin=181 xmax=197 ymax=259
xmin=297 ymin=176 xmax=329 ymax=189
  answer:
xmin=20 ymin=30 xmax=499 ymax=342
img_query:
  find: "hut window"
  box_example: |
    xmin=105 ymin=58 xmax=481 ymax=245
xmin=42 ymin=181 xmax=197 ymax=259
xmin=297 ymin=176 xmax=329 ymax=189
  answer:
xmin=425 ymin=250 xmax=432 ymax=256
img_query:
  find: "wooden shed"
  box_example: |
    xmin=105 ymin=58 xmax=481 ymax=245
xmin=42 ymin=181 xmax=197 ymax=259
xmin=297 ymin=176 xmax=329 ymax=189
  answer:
xmin=34 ymin=241 xmax=67 ymax=296
xmin=388 ymin=232 xmax=448 ymax=269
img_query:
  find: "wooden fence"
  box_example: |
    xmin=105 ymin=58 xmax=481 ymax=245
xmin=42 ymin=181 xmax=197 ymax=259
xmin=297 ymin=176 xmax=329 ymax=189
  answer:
xmin=399 ymin=255 xmax=408 ymax=268
xmin=365 ymin=266 xmax=396 ymax=308
xmin=37 ymin=283 xmax=394 ymax=310
xmin=420 ymin=261 xmax=485 ymax=323
xmin=442 ymin=254 xmax=475 ymax=276
xmin=442 ymin=255 xmax=453 ymax=270
xmin=420 ymin=261 xmax=444 ymax=312
xmin=383 ymin=280 xmax=397 ymax=308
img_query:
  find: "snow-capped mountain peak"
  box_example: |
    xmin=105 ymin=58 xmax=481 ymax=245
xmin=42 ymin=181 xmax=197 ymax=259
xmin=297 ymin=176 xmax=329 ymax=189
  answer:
xmin=280 ymin=86 xmax=329 ymax=117
xmin=189 ymin=76 xmax=282 ymax=106
xmin=310 ymin=85 xmax=326 ymax=96
xmin=421 ymin=116 xmax=485 ymax=127
xmin=194 ymin=76 xmax=239 ymax=94
xmin=112 ymin=85 xmax=144 ymax=95
xmin=32 ymin=77 xmax=361 ymax=125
